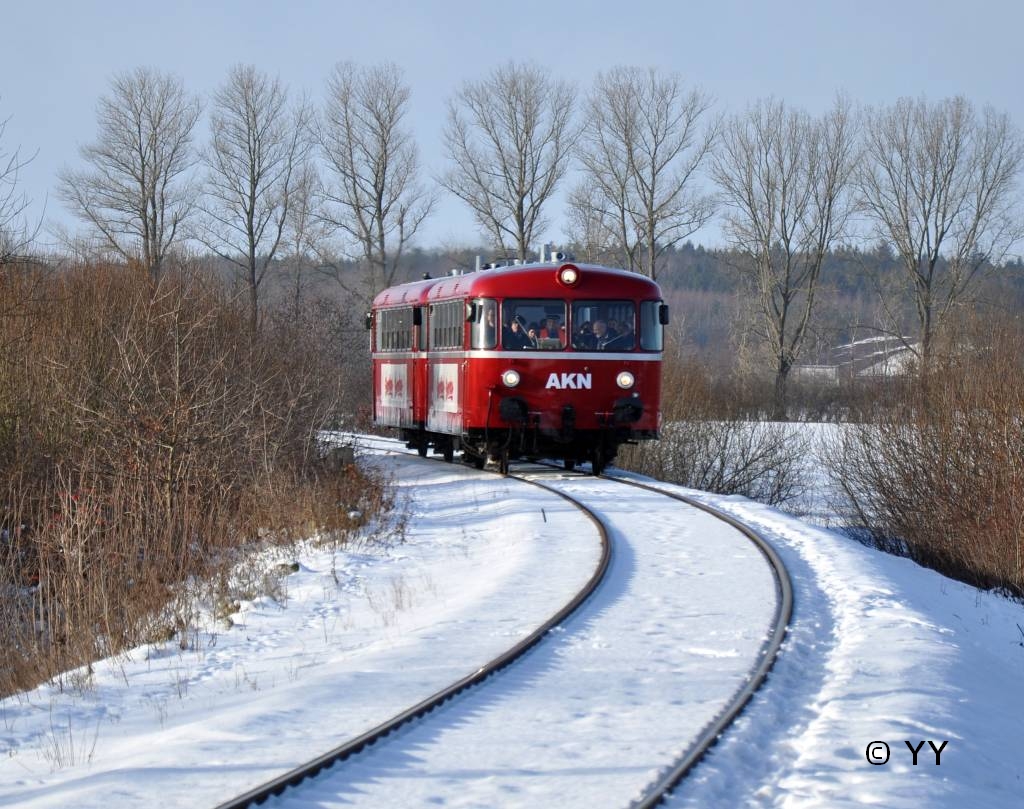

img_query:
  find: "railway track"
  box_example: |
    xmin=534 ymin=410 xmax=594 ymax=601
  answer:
xmin=603 ymin=471 xmax=793 ymax=807
xmin=216 ymin=443 xmax=792 ymax=808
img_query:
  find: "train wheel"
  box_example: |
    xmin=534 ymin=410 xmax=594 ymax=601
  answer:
xmin=443 ymin=440 xmax=454 ymax=463
xmin=462 ymin=448 xmax=486 ymax=469
xmin=417 ymin=441 xmax=428 ymax=458
xmin=591 ymin=449 xmax=606 ymax=476
xmin=564 ymin=458 xmax=576 ymax=472
xmin=499 ymin=451 xmax=510 ymax=476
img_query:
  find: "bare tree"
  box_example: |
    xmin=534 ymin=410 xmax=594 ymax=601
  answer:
xmin=58 ymin=68 xmax=201 ymax=280
xmin=197 ymin=65 xmax=313 ymax=333
xmin=564 ymin=177 xmax=622 ymax=265
xmin=317 ymin=62 xmax=434 ymax=301
xmin=281 ymin=162 xmax=327 ymax=318
xmin=713 ymin=96 xmax=858 ymax=418
xmin=0 ymin=109 xmax=39 ymax=263
xmin=442 ymin=62 xmax=576 ymax=261
xmin=572 ymin=67 xmax=716 ymax=279
xmin=858 ymin=95 xmax=1024 ymax=363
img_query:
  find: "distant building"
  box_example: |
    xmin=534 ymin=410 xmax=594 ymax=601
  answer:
xmin=793 ymin=336 xmax=917 ymax=385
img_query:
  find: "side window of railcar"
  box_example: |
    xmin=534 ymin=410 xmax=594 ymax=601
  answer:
xmin=570 ymin=301 xmax=636 ymax=351
xmin=501 ymin=299 xmax=566 ymax=350
xmin=377 ymin=308 xmax=413 ymax=352
xmin=471 ymin=298 xmax=498 ymax=349
xmin=429 ymin=301 xmax=465 ymax=350
xmin=639 ymin=301 xmax=665 ymax=351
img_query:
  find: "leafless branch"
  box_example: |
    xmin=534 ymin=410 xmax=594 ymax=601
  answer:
xmin=441 ymin=61 xmax=577 ymax=261
xmin=0 ymin=108 xmax=40 ymax=263
xmin=196 ymin=65 xmax=314 ymax=333
xmin=857 ymin=95 xmax=1024 ymax=362
xmin=712 ymin=95 xmax=858 ymax=417
xmin=573 ymin=67 xmax=716 ymax=279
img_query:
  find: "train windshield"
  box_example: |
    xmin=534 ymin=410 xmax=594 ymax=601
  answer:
xmin=498 ymin=299 xmax=567 ymax=351
xmin=570 ymin=301 xmax=637 ymax=351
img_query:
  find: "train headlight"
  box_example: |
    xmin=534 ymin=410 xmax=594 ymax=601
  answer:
xmin=502 ymin=369 xmax=521 ymax=388
xmin=557 ymin=264 xmax=580 ymax=287
xmin=616 ymin=371 xmax=635 ymax=389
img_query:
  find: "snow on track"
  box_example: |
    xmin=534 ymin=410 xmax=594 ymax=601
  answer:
xmin=267 ymin=470 xmax=780 ymax=808
xmin=615 ymin=475 xmax=1023 ymax=809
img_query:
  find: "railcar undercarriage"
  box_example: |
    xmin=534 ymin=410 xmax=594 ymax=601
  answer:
xmin=402 ymin=423 xmax=657 ymax=476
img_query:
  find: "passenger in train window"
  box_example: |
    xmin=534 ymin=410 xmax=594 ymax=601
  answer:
xmin=592 ymin=319 xmax=615 ymax=350
xmin=540 ymin=315 xmax=566 ymax=343
xmin=612 ymin=317 xmax=635 ymax=349
xmin=574 ymin=321 xmax=595 ymax=349
xmin=501 ymin=318 xmax=516 ymax=348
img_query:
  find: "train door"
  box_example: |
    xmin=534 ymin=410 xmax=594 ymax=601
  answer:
xmin=374 ymin=306 xmax=414 ymax=428
xmin=426 ymin=299 xmax=464 ymax=435
xmin=411 ymin=305 xmax=427 ymax=427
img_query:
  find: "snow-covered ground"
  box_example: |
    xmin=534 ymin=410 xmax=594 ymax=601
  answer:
xmin=622 ymin=475 xmax=1023 ymax=808
xmin=270 ymin=468 xmax=780 ymax=808
xmin=1 ymin=434 xmax=1022 ymax=807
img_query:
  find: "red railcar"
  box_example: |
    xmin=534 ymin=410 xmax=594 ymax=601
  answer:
xmin=370 ymin=260 xmax=666 ymax=473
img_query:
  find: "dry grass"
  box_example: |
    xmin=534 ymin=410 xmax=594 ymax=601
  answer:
xmin=0 ymin=260 xmax=392 ymax=696
xmin=825 ymin=317 xmax=1024 ymax=596
xmin=618 ymin=351 xmax=810 ymax=506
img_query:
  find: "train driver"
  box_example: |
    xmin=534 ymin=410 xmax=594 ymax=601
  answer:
xmin=484 ymin=305 xmax=497 ymax=343
xmin=503 ymin=316 xmax=533 ymax=349
xmin=472 ymin=300 xmax=499 ymax=349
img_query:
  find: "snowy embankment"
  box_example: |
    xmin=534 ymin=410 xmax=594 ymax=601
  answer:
xmin=1 ymin=434 xmax=1022 ymax=808
xmin=0 ymin=454 xmax=598 ymax=808
xmin=634 ymin=479 xmax=1024 ymax=808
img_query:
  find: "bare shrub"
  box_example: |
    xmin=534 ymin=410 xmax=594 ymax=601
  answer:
xmin=0 ymin=260 xmax=389 ymax=696
xmin=826 ymin=316 xmax=1024 ymax=595
xmin=41 ymin=704 xmax=101 ymax=770
xmin=618 ymin=350 xmax=809 ymax=506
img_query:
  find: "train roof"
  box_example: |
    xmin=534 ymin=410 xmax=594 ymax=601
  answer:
xmin=372 ymin=262 xmax=662 ymax=308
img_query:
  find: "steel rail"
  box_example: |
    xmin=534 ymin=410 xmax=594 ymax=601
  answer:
xmin=604 ymin=474 xmax=794 ymax=808
xmin=496 ymin=460 xmax=793 ymax=805
xmin=214 ymin=460 xmax=612 ymax=809
xmin=218 ymin=441 xmax=792 ymax=808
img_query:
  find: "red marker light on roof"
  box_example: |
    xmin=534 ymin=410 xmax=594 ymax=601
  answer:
xmin=557 ymin=264 xmax=581 ymax=287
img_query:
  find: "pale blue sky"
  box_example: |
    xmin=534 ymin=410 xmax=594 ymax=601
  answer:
xmin=3 ymin=0 xmax=1021 ymax=250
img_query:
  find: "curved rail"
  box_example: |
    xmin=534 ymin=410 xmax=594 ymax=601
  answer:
xmin=608 ymin=475 xmax=793 ymax=807
xmin=476 ymin=460 xmax=793 ymax=805
xmin=215 ymin=469 xmax=612 ymax=809
xmin=219 ymin=442 xmax=793 ymax=807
